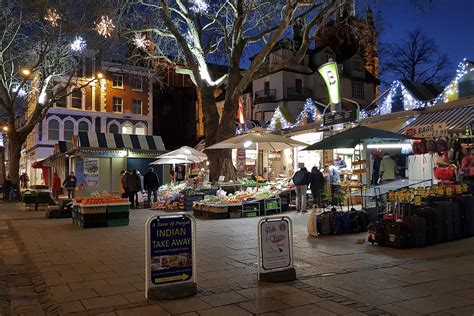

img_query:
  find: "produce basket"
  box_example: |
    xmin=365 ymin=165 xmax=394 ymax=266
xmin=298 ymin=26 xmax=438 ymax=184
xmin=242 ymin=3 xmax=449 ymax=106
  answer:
xmin=80 ymin=205 xmax=107 ymax=214
xmin=107 ymin=218 xmax=130 ymax=227
xmin=106 ymin=204 xmax=130 ymax=213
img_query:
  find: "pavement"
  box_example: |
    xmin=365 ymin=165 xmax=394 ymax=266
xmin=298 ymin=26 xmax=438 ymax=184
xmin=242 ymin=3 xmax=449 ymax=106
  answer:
xmin=1 ymin=202 xmax=474 ymax=315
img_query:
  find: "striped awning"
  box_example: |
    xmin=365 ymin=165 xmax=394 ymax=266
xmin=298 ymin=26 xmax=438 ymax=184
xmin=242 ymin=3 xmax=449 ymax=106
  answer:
xmin=77 ymin=132 xmax=166 ymax=151
xmin=402 ymin=105 xmax=474 ymax=132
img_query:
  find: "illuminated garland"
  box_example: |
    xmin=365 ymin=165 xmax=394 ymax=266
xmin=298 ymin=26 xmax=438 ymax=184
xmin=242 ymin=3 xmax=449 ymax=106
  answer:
xmin=268 ymin=98 xmax=321 ymax=131
xmin=371 ymin=59 xmax=474 ymax=116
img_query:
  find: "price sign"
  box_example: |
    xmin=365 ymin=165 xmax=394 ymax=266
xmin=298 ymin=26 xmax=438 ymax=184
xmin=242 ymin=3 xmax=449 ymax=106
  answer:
xmin=462 ymin=183 xmax=468 ymax=193
xmin=436 ymin=186 xmax=445 ymax=196
xmin=455 ymin=185 xmax=462 ymax=194
xmin=446 ymin=186 xmax=453 ymax=197
xmin=414 ymin=195 xmax=422 ymax=206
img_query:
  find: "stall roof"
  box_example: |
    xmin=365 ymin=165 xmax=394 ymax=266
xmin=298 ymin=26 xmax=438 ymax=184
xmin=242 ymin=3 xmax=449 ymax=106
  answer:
xmin=77 ymin=132 xmax=166 ymax=151
xmin=401 ymin=104 xmax=473 ymax=133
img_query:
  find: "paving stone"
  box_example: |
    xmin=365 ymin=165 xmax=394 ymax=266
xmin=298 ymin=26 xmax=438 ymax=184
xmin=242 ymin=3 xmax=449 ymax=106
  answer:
xmin=200 ymin=292 xmax=248 ymax=307
xmin=59 ymin=300 xmax=85 ymax=313
xmin=273 ymin=291 xmax=325 ymax=306
xmin=81 ymin=294 xmax=128 ymax=310
xmin=316 ymin=300 xmax=356 ymax=314
xmin=379 ymin=303 xmax=422 ymax=315
xmin=236 ymin=287 xmax=282 ymax=299
xmin=453 ymin=289 xmax=474 ymax=300
xmin=116 ymin=304 xmax=171 ymax=316
xmin=445 ymin=304 xmax=474 ymax=316
xmin=159 ymin=297 xmax=211 ymax=314
xmin=239 ymin=297 xmax=290 ymax=314
xmin=122 ymin=291 xmax=146 ymax=303
xmin=393 ymin=297 xmax=449 ymax=314
xmin=198 ymin=305 xmax=253 ymax=316
xmin=425 ymin=293 xmax=474 ymax=309
xmin=279 ymin=304 xmax=337 ymax=316
xmin=51 ymin=287 xmax=98 ymax=303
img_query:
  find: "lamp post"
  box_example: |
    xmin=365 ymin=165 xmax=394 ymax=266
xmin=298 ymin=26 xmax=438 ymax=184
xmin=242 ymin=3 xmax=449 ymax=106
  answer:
xmin=0 ymin=125 xmax=8 ymax=182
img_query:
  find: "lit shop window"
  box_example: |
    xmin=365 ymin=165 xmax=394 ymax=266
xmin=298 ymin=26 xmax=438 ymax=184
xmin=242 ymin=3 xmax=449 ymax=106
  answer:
xmin=135 ymin=125 xmax=146 ymax=135
xmin=122 ymin=123 xmax=133 ymax=134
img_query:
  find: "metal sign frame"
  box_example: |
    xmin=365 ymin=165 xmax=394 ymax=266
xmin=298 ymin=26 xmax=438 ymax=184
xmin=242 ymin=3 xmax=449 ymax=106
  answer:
xmin=145 ymin=213 xmax=197 ymax=299
xmin=257 ymin=216 xmax=294 ymax=280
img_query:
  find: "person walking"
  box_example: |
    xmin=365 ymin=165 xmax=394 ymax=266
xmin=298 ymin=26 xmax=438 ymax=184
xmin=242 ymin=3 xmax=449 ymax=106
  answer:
xmin=333 ymin=154 xmax=347 ymax=169
xmin=327 ymin=163 xmax=341 ymax=206
xmin=52 ymin=172 xmax=62 ymax=200
xmin=62 ymin=172 xmax=77 ymax=199
xmin=309 ymin=166 xmax=325 ymax=207
xmin=127 ymin=169 xmax=142 ymax=209
xmin=19 ymin=172 xmax=29 ymax=189
xmin=379 ymin=153 xmax=397 ymax=184
xmin=292 ymin=164 xmax=310 ymax=213
xmin=144 ymin=167 xmax=160 ymax=204
xmin=120 ymin=170 xmax=128 ymax=198
xmin=2 ymin=176 xmax=12 ymax=201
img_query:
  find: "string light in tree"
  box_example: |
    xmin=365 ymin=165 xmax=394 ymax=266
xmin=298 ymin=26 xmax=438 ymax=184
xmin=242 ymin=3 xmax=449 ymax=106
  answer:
xmin=44 ymin=8 xmax=61 ymax=27
xmin=189 ymin=0 xmax=209 ymax=13
xmin=95 ymin=16 xmax=115 ymax=38
xmin=70 ymin=36 xmax=87 ymax=52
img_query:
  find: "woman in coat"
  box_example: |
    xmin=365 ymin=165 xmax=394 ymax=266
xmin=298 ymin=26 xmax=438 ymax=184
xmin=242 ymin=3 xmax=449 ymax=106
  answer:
xmin=52 ymin=172 xmax=62 ymax=199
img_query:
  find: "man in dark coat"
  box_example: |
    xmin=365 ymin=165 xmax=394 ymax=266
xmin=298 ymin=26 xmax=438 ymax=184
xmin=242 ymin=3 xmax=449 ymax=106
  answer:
xmin=127 ymin=169 xmax=141 ymax=208
xmin=144 ymin=167 xmax=160 ymax=203
xmin=62 ymin=172 xmax=77 ymax=199
xmin=309 ymin=166 xmax=325 ymax=207
xmin=292 ymin=164 xmax=310 ymax=213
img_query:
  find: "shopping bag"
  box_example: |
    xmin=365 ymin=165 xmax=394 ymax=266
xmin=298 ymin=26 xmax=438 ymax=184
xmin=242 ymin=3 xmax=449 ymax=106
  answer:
xmin=307 ymin=206 xmax=318 ymax=237
xmin=137 ymin=191 xmax=144 ymax=203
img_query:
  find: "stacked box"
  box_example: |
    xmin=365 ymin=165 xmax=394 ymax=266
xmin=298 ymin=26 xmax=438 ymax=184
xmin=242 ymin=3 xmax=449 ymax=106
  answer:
xmin=72 ymin=205 xmax=107 ymax=228
xmin=184 ymin=194 xmax=204 ymax=212
xmin=106 ymin=204 xmax=130 ymax=227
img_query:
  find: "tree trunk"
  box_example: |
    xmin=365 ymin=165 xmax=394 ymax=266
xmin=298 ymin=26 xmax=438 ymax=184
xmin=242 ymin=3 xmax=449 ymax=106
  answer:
xmin=200 ymin=87 xmax=236 ymax=182
xmin=7 ymin=134 xmax=23 ymax=187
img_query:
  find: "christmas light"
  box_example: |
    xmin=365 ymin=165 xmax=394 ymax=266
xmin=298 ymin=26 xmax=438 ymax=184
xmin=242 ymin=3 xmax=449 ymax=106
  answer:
xmin=189 ymin=0 xmax=209 ymax=13
xmin=132 ymin=33 xmax=151 ymax=49
xmin=370 ymin=59 xmax=474 ymax=117
xmin=268 ymin=98 xmax=321 ymax=131
xmin=11 ymin=84 xmax=27 ymax=97
xmin=44 ymin=9 xmax=61 ymax=27
xmin=70 ymin=36 xmax=86 ymax=52
xmin=95 ymin=16 xmax=115 ymax=38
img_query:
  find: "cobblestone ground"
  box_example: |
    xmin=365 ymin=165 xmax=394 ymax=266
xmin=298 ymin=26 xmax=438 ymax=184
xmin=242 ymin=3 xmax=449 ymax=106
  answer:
xmin=1 ymin=204 xmax=474 ymax=315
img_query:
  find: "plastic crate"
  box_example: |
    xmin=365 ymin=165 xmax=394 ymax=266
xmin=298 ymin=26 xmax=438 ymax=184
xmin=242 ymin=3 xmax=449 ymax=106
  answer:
xmin=80 ymin=205 xmax=107 ymax=214
xmin=107 ymin=218 xmax=130 ymax=227
xmin=78 ymin=213 xmax=107 ymax=222
xmin=76 ymin=219 xmax=107 ymax=228
xmin=106 ymin=204 xmax=130 ymax=213
xmin=243 ymin=211 xmax=257 ymax=217
xmin=229 ymin=211 xmax=242 ymax=218
xmin=107 ymin=212 xmax=129 ymax=220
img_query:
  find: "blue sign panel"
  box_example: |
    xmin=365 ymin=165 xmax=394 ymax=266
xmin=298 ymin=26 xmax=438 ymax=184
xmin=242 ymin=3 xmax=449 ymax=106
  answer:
xmin=149 ymin=216 xmax=193 ymax=285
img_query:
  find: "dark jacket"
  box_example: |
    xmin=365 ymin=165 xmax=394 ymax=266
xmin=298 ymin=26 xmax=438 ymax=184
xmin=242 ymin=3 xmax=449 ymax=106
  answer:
xmin=309 ymin=170 xmax=325 ymax=191
xmin=144 ymin=171 xmax=160 ymax=190
xmin=127 ymin=173 xmax=142 ymax=192
xmin=63 ymin=175 xmax=77 ymax=188
xmin=292 ymin=168 xmax=310 ymax=186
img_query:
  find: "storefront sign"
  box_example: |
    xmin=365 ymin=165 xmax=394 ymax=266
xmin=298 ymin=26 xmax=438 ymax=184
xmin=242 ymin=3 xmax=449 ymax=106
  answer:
xmin=84 ymin=159 xmax=99 ymax=187
xmin=145 ymin=214 xmax=196 ymax=299
xmin=258 ymin=217 xmax=292 ymax=270
xmin=404 ymin=123 xmax=448 ymax=138
xmin=323 ymin=109 xmax=359 ymax=126
xmin=318 ymin=62 xmax=341 ymax=105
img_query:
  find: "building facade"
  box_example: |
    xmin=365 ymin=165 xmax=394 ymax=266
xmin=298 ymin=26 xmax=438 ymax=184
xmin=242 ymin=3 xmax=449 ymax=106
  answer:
xmin=23 ymin=56 xmax=153 ymax=185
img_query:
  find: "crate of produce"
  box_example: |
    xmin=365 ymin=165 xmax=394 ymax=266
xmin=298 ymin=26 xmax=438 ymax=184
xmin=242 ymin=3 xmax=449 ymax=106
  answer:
xmin=193 ymin=208 xmax=202 ymax=217
xmin=76 ymin=219 xmax=107 ymax=228
xmin=107 ymin=218 xmax=130 ymax=227
xmin=106 ymin=204 xmax=130 ymax=213
xmin=207 ymin=211 xmax=228 ymax=219
xmin=107 ymin=212 xmax=129 ymax=220
xmin=209 ymin=206 xmax=228 ymax=213
xmin=77 ymin=212 xmax=107 ymax=222
xmin=80 ymin=205 xmax=107 ymax=214
xmin=229 ymin=211 xmax=242 ymax=218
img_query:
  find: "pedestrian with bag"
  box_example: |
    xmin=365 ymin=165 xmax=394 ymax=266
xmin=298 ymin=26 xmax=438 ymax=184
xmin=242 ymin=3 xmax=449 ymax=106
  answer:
xmin=310 ymin=166 xmax=325 ymax=207
xmin=292 ymin=163 xmax=310 ymax=213
xmin=62 ymin=172 xmax=77 ymax=199
xmin=127 ymin=169 xmax=142 ymax=209
xmin=144 ymin=167 xmax=160 ymax=204
xmin=52 ymin=172 xmax=62 ymax=199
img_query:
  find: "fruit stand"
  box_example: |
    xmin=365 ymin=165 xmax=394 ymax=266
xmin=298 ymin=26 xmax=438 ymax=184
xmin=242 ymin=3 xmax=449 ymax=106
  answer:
xmin=72 ymin=195 xmax=130 ymax=228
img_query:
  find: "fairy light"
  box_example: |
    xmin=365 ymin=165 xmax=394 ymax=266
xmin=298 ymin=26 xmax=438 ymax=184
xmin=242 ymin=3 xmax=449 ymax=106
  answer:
xmin=189 ymin=0 xmax=209 ymax=13
xmin=95 ymin=16 xmax=115 ymax=38
xmin=70 ymin=36 xmax=86 ymax=52
xmin=11 ymin=84 xmax=27 ymax=97
xmin=370 ymin=59 xmax=474 ymax=117
xmin=44 ymin=9 xmax=61 ymax=27
xmin=268 ymin=98 xmax=321 ymax=131
xmin=132 ymin=33 xmax=151 ymax=49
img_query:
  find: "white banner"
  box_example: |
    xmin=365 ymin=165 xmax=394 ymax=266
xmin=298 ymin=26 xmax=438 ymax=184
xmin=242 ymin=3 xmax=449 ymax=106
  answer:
xmin=405 ymin=123 xmax=448 ymax=138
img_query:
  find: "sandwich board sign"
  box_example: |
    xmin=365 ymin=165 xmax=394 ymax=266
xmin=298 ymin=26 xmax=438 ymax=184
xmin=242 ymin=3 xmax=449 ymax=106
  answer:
xmin=145 ymin=213 xmax=197 ymax=299
xmin=257 ymin=216 xmax=296 ymax=282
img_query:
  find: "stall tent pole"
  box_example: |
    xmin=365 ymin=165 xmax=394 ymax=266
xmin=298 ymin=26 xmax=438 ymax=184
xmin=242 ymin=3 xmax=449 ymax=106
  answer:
xmin=256 ymin=142 xmax=259 ymax=191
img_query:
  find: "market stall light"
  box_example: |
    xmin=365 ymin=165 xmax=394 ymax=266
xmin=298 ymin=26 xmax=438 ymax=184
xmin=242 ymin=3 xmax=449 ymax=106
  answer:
xmin=367 ymin=143 xmax=412 ymax=149
xmin=244 ymin=140 xmax=252 ymax=148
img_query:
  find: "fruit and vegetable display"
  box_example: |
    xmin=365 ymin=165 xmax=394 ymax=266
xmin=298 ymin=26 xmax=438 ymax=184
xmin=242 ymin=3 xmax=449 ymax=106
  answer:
xmin=74 ymin=195 xmax=129 ymax=206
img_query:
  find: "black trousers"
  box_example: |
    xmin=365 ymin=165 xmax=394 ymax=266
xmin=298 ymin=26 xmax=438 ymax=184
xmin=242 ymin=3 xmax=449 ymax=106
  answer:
xmin=129 ymin=191 xmax=137 ymax=208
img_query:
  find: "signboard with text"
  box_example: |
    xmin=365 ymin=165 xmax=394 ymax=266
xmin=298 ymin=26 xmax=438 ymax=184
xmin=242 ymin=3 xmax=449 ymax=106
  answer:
xmin=258 ymin=217 xmax=292 ymax=271
xmin=318 ymin=62 xmax=341 ymax=105
xmin=404 ymin=123 xmax=448 ymax=138
xmin=145 ymin=214 xmax=195 ymax=297
xmin=323 ymin=109 xmax=359 ymax=126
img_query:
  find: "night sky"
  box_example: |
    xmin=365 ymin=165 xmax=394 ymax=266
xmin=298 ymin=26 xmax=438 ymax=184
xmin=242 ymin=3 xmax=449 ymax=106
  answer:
xmin=359 ymin=0 xmax=474 ymax=82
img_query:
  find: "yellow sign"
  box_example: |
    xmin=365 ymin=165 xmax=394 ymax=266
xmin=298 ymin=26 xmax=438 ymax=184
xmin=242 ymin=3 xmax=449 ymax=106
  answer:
xmin=455 ymin=185 xmax=462 ymax=194
xmin=318 ymin=62 xmax=341 ymax=105
xmin=414 ymin=195 xmax=422 ymax=206
xmin=155 ymin=274 xmax=190 ymax=284
xmin=462 ymin=183 xmax=468 ymax=193
xmin=446 ymin=186 xmax=453 ymax=197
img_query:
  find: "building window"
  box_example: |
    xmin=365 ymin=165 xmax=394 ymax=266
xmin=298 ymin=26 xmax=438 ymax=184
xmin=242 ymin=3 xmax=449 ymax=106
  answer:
xmin=352 ymin=81 xmax=364 ymax=99
xmin=135 ymin=125 xmax=146 ymax=135
xmin=264 ymin=81 xmax=270 ymax=94
xmin=48 ymin=120 xmax=60 ymax=141
xmin=131 ymin=76 xmax=143 ymax=91
xmin=353 ymin=59 xmax=364 ymax=72
xmin=326 ymin=53 xmax=334 ymax=62
xmin=71 ymin=88 xmax=82 ymax=109
xmin=112 ymin=96 xmax=123 ymax=113
xmin=122 ymin=123 xmax=133 ymax=135
xmin=54 ymin=84 xmax=67 ymax=107
xmin=112 ymin=74 xmax=123 ymax=88
xmin=78 ymin=121 xmax=89 ymax=133
xmin=264 ymin=111 xmax=274 ymax=122
xmin=64 ymin=120 xmax=74 ymax=141
xmin=109 ymin=123 xmax=119 ymax=134
xmin=132 ymin=99 xmax=142 ymax=114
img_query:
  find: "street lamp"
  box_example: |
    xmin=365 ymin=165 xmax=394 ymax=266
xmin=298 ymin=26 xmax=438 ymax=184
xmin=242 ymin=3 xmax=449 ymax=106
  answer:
xmin=96 ymin=72 xmax=104 ymax=79
xmin=20 ymin=68 xmax=31 ymax=77
xmin=2 ymin=126 xmax=8 ymax=132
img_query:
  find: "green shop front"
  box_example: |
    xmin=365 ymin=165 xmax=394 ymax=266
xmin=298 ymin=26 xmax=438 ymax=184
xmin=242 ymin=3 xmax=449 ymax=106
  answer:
xmin=67 ymin=132 xmax=166 ymax=196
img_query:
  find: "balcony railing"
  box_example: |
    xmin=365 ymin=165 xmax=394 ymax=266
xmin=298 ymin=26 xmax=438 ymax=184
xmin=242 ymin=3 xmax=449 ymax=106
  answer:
xmin=287 ymin=87 xmax=313 ymax=101
xmin=254 ymin=89 xmax=276 ymax=104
